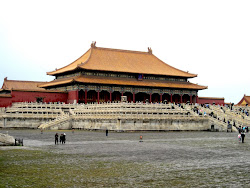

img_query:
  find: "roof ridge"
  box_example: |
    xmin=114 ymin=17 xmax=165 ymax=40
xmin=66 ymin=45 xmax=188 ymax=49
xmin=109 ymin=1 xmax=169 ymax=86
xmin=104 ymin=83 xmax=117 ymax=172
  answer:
xmin=5 ymin=79 xmax=47 ymax=83
xmin=77 ymin=47 xmax=93 ymax=68
xmin=94 ymin=46 xmax=151 ymax=55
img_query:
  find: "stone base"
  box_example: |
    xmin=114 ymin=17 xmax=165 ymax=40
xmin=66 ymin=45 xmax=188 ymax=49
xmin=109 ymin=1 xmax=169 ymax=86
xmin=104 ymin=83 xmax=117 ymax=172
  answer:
xmin=1 ymin=116 xmax=210 ymax=131
xmin=71 ymin=118 xmax=210 ymax=131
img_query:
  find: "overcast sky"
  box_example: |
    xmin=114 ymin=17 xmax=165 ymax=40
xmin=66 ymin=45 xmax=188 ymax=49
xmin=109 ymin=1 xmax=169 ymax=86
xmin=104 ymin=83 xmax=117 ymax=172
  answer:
xmin=0 ymin=0 xmax=249 ymax=104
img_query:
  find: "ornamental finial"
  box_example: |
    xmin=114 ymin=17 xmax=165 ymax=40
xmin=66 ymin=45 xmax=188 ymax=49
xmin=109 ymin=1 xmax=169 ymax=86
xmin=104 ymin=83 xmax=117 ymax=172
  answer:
xmin=91 ymin=41 xmax=96 ymax=48
xmin=148 ymin=47 xmax=152 ymax=54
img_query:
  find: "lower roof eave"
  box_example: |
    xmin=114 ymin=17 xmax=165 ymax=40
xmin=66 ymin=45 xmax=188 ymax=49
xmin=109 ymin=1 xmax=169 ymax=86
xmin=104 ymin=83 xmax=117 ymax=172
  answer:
xmin=43 ymin=82 xmax=207 ymax=91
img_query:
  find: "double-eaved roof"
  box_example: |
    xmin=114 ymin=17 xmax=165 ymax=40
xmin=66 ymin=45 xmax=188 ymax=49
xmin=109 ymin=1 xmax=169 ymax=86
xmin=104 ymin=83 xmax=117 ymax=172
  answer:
xmin=47 ymin=44 xmax=197 ymax=78
xmin=41 ymin=43 xmax=207 ymax=90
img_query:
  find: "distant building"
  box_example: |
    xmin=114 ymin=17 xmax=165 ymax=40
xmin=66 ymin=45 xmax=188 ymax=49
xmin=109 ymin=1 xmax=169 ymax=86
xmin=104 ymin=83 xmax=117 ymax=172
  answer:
xmin=236 ymin=95 xmax=250 ymax=106
xmin=0 ymin=42 xmax=207 ymax=107
xmin=0 ymin=78 xmax=67 ymax=107
xmin=198 ymin=97 xmax=225 ymax=105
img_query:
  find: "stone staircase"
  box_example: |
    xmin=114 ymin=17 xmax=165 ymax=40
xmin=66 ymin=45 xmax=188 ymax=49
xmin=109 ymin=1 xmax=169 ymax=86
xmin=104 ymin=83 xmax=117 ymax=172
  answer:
xmin=38 ymin=113 xmax=71 ymax=130
xmin=187 ymin=104 xmax=249 ymax=132
xmin=38 ymin=109 xmax=76 ymax=130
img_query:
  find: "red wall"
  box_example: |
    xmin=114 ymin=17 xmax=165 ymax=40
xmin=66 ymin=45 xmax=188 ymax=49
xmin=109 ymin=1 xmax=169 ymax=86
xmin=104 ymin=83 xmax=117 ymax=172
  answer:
xmin=68 ymin=90 xmax=78 ymax=104
xmin=198 ymin=97 xmax=224 ymax=105
xmin=0 ymin=91 xmax=68 ymax=107
xmin=0 ymin=97 xmax=12 ymax=107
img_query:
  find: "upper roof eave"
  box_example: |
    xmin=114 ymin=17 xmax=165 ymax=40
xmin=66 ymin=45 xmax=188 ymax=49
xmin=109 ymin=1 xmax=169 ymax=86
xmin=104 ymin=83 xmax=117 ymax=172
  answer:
xmin=77 ymin=67 xmax=198 ymax=78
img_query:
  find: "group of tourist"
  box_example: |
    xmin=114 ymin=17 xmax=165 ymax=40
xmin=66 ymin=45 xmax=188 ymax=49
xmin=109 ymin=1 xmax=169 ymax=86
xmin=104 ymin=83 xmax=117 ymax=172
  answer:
xmin=238 ymin=108 xmax=249 ymax=117
xmin=55 ymin=133 xmax=66 ymax=144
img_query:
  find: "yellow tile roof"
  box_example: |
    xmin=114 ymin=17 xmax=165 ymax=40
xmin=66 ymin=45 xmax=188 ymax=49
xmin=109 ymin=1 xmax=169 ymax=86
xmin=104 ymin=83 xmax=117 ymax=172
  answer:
xmin=237 ymin=95 xmax=250 ymax=106
xmin=1 ymin=79 xmax=66 ymax=93
xmin=48 ymin=49 xmax=91 ymax=75
xmin=47 ymin=45 xmax=197 ymax=78
xmin=40 ymin=75 xmax=207 ymax=90
xmin=0 ymin=93 xmax=12 ymax=98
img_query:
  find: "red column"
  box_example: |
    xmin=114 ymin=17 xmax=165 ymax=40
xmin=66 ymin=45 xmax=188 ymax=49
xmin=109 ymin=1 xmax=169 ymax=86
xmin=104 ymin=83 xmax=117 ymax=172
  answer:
xmin=133 ymin=92 xmax=135 ymax=103
xmin=110 ymin=91 xmax=112 ymax=102
xmin=85 ymin=89 xmax=87 ymax=104
xmin=97 ymin=90 xmax=100 ymax=104
xmin=170 ymin=94 xmax=173 ymax=103
xmin=150 ymin=93 xmax=152 ymax=103
xmin=190 ymin=95 xmax=192 ymax=104
xmin=77 ymin=90 xmax=79 ymax=103
xmin=196 ymin=95 xmax=198 ymax=104
xmin=160 ymin=94 xmax=162 ymax=102
xmin=181 ymin=95 xmax=183 ymax=103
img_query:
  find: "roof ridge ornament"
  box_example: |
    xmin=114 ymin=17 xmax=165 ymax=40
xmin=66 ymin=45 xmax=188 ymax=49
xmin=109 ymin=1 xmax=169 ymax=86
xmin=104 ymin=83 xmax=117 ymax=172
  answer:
xmin=148 ymin=47 xmax=152 ymax=54
xmin=91 ymin=41 xmax=96 ymax=48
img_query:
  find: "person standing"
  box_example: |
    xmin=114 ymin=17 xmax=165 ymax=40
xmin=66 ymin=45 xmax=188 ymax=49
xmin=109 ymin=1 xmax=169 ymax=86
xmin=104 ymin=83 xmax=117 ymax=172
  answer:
xmin=63 ymin=133 xmax=66 ymax=144
xmin=55 ymin=133 xmax=59 ymax=145
xmin=238 ymin=126 xmax=242 ymax=134
xmin=241 ymin=129 xmax=245 ymax=143
xmin=237 ymin=126 xmax=242 ymax=142
xmin=106 ymin=129 xmax=108 ymax=137
xmin=60 ymin=134 xmax=63 ymax=144
xmin=241 ymin=132 xmax=245 ymax=143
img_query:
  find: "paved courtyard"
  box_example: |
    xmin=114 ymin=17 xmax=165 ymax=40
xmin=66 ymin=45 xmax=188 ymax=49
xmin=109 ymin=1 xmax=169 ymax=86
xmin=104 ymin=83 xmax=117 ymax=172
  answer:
xmin=1 ymin=130 xmax=250 ymax=187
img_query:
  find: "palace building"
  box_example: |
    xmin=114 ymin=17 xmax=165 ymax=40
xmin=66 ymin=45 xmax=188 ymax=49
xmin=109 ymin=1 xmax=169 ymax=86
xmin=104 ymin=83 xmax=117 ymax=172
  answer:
xmin=0 ymin=42 xmax=207 ymax=107
xmin=0 ymin=78 xmax=68 ymax=107
xmin=198 ymin=97 xmax=225 ymax=106
xmin=39 ymin=42 xmax=207 ymax=104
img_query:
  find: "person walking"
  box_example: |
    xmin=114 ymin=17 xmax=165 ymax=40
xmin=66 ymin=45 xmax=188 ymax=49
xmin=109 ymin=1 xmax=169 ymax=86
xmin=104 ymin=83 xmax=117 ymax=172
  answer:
xmin=55 ymin=133 xmax=59 ymax=145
